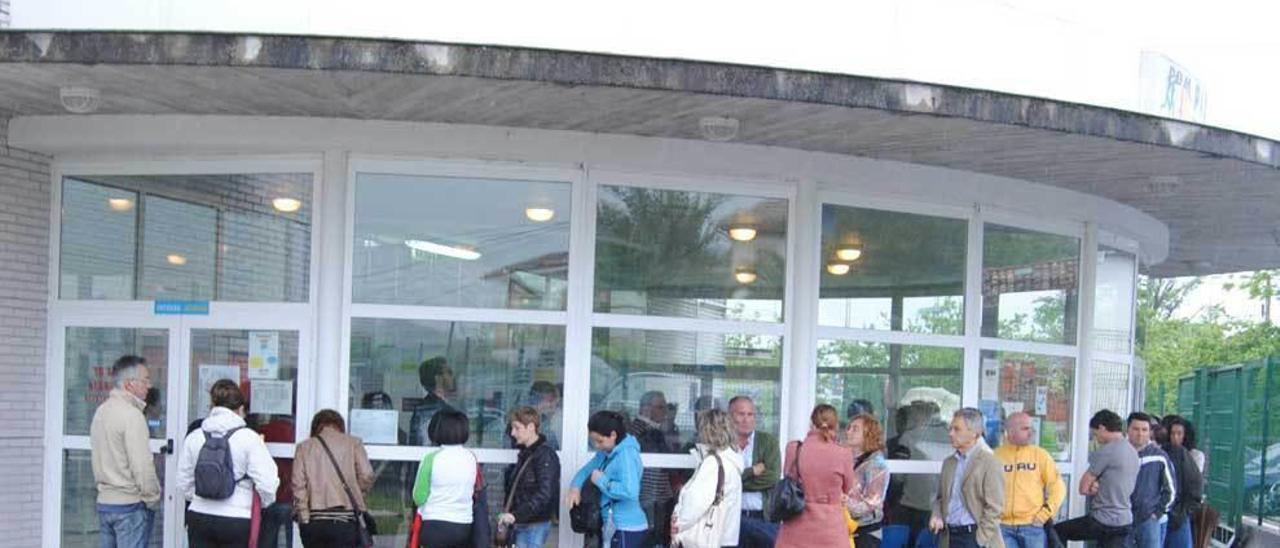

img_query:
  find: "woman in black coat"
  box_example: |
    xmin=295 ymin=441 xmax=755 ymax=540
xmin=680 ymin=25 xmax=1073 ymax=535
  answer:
xmin=499 ymin=407 xmax=561 ymax=548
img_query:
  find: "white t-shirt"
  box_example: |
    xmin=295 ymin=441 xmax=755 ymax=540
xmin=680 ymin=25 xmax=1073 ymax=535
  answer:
xmin=419 ymin=445 xmax=478 ymax=524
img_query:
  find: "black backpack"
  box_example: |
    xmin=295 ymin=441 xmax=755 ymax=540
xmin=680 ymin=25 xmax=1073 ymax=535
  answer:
xmin=570 ymin=455 xmax=612 ymax=533
xmin=193 ymin=426 xmax=247 ymax=500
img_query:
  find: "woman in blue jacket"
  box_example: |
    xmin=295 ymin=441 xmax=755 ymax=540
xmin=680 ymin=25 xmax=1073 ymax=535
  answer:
xmin=567 ymin=410 xmax=648 ymax=547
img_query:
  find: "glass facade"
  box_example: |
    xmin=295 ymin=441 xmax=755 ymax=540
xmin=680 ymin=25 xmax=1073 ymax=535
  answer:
xmin=48 ymin=163 xmax=1143 ymax=547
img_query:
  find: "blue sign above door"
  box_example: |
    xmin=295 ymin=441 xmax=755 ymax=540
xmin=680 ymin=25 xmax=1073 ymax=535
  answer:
xmin=153 ymin=300 xmax=210 ymax=315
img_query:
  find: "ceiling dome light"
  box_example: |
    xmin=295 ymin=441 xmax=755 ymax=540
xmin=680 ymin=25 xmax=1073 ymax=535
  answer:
xmin=734 ymin=268 xmax=758 ymax=285
xmin=699 ymin=116 xmax=740 ymax=142
xmin=272 ymin=197 xmax=302 ymax=213
xmin=107 ymin=198 xmax=134 ymax=212
xmin=59 ymin=86 xmax=100 ymax=114
xmin=826 ymin=263 xmax=851 ymax=276
xmin=525 ymin=207 xmax=555 ymax=222
xmin=166 ymin=254 xmax=187 ymax=266
xmin=728 ymin=225 xmax=757 ymax=242
xmin=835 ymin=246 xmax=863 ymax=262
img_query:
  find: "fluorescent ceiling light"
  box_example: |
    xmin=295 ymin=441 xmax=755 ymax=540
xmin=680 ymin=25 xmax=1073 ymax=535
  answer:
xmin=107 ymin=198 xmax=134 ymax=211
xmin=405 ymin=239 xmax=481 ymax=260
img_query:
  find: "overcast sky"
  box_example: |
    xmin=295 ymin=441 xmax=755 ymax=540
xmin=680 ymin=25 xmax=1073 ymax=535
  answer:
xmin=12 ymin=0 xmax=1279 ymax=320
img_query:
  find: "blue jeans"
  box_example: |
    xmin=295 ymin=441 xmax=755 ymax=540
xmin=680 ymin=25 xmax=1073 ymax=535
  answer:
xmin=1001 ymin=524 xmax=1046 ymax=548
xmin=611 ymin=529 xmax=648 ymax=548
xmin=97 ymin=503 xmax=154 ymax=548
xmin=1163 ymin=516 xmax=1191 ymax=548
xmin=1130 ymin=516 xmax=1162 ymax=548
xmin=738 ymin=514 xmax=778 ymax=548
xmin=513 ymin=521 xmax=552 ymax=548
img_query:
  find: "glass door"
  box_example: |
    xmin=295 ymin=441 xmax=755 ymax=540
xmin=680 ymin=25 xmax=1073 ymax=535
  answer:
xmin=57 ymin=321 xmax=178 ymax=548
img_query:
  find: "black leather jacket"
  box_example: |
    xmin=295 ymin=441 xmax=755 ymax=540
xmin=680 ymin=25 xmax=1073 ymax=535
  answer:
xmin=503 ymin=436 xmax=560 ymax=524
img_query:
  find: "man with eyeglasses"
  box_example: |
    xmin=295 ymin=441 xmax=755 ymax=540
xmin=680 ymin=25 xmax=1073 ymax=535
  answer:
xmin=90 ymin=355 xmax=161 ymax=548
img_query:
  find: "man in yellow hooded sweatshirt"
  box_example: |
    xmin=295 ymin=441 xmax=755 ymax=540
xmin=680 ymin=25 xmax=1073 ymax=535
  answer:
xmin=993 ymin=412 xmax=1065 ymax=548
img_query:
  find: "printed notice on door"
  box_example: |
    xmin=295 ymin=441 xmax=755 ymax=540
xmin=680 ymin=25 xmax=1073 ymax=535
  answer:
xmin=251 ymin=379 xmax=293 ymax=415
xmin=248 ymin=331 xmax=280 ymax=379
xmin=197 ymin=364 xmax=241 ymax=414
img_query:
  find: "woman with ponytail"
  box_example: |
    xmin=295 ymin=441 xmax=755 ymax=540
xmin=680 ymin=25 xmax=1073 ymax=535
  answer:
xmin=775 ymin=404 xmax=855 ymax=548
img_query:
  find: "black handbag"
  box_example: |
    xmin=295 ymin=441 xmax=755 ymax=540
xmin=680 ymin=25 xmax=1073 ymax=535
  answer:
xmin=767 ymin=441 xmax=806 ymax=522
xmin=570 ymin=455 xmax=612 ymax=533
xmin=494 ymin=456 xmax=535 ymax=547
xmin=316 ymin=436 xmax=378 ymax=547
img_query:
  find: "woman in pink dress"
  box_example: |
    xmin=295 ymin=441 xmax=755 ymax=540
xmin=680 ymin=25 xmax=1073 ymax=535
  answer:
xmin=775 ymin=404 xmax=855 ymax=548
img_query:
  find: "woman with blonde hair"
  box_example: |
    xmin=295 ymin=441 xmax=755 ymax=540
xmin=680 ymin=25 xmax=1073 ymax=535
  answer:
xmin=672 ymin=409 xmax=743 ymax=547
xmin=774 ymin=404 xmax=854 ymax=548
xmin=844 ymin=414 xmax=890 ymax=548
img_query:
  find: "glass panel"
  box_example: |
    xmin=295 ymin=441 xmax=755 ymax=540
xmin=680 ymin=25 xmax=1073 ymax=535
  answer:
xmin=64 ymin=327 xmax=168 ymax=438
xmin=139 ymin=196 xmax=217 ymax=300
xmin=594 ymin=186 xmax=788 ymax=322
xmin=1094 ymin=247 xmax=1136 ymax=354
xmin=188 ymin=330 xmax=300 ymax=443
xmin=982 ymin=224 xmax=1080 ymax=345
xmin=816 ymin=340 xmax=962 ymax=443
xmin=59 ymin=174 xmax=313 ymax=302
xmin=590 ymin=328 xmax=783 ymax=452
xmin=62 ymin=449 xmax=164 ymax=547
xmin=980 ymin=350 xmax=1076 ymax=461
xmin=818 ymin=205 xmax=966 ymax=334
xmin=352 ymin=173 xmax=571 ymax=310
xmin=364 ymin=460 xmax=559 ymax=547
xmin=885 ymin=473 xmax=939 ymax=538
xmin=1090 ymin=359 xmax=1132 ymax=417
xmin=60 ymin=179 xmax=138 ymax=299
xmin=349 ymin=318 xmax=566 ymax=449
xmin=260 ymin=457 xmax=295 ymax=547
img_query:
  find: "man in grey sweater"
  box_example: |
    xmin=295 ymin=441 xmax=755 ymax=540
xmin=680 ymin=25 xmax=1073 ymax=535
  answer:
xmin=90 ymin=355 xmax=161 ymax=548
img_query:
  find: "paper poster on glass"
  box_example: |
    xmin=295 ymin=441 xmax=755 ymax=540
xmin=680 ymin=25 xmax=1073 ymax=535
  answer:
xmin=197 ymin=364 xmax=240 ymax=415
xmin=251 ymin=379 xmax=293 ymax=415
xmin=349 ymin=409 xmax=399 ymax=445
xmin=248 ymin=331 xmax=280 ymax=379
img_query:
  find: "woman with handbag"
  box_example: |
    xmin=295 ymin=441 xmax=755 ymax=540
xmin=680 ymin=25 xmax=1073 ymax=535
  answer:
xmin=774 ymin=404 xmax=854 ymax=548
xmin=567 ymin=410 xmax=648 ymax=548
xmin=671 ymin=409 xmax=743 ymax=548
xmin=293 ymin=409 xmax=377 ymax=547
xmin=497 ymin=407 xmax=561 ymax=548
xmin=843 ymin=414 xmax=889 ymax=548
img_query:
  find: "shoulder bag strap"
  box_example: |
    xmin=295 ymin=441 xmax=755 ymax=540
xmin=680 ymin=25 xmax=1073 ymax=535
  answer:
xmin=316 ymin=435 xmax=363 ymax=519
xmin=711 ymin=452 xmax=724 ymax=505
xmin=790 ymin=441 xmax=804 ymax=481
xmin=503 ymin=451 xmax=536 ymax=512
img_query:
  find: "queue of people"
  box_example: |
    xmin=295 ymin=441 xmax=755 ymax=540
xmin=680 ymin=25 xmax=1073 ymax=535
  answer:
xmin=88 ymin=352 xmax=1212 ymax=548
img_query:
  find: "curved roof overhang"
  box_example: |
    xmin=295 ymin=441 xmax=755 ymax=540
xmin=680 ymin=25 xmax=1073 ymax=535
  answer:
xmin=1 ymin=31 xmax=1277 ymax=277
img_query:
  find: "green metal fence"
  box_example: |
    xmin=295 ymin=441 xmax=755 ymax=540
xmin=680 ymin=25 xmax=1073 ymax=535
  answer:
xmin=1176 ymin=356 xmax=1280 ymax=533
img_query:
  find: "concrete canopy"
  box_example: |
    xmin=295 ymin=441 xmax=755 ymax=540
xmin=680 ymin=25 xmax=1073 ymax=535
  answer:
xmin=0 ymin=31 xmax=1276 ymax=277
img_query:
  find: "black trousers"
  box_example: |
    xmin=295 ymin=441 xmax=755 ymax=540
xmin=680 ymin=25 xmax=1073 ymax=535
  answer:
xmin=1055 ymin=515 xmax=1132 ymax=548
xmin=300 ymin=518 xmax=362 ymax=547
xmin=420 ymin=519 xmax=471 ymax=548
xmin=187 ymin=511 xmax=252 ymax=548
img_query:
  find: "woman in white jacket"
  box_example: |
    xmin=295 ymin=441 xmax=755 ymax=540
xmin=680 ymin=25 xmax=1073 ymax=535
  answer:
xmin=177 ymin=379 xmax=280 ymax=548
xmin=672 ymin=409 xmax=743 ymax=548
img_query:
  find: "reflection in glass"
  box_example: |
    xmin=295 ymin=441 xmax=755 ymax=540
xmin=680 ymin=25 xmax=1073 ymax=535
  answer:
xmin=594 ymin=186 xmax=787 ymax=322
xmin=816 ymin=340 xmax=962 ymax=436
xmin=349 ymin=319 xmax=565 ymax=449
xmin=982 ymin=224 xmax=1080 ymax=344
xmin=62 ymin=450 xmax=164 ymax=547
xmin=59 ymin=174 xmax=313 ymax=302
xmin=979 ymin=350 xmax=1075 ymax=461
xmin=818 ymin=206 xmax=966 ymax=334
xmin=64 ymin=327 xmax=168 ymax=438
xmin=590 ymin=328 xmax=782 ymax=452
xmin=188 ymin=330 xmax=300 ymax=443
xmin=60 ymin=179 xmax=137 ymax=300
xmin=363 ymin=461 xmax=559 ymax=547
xmin=352 ymin=174 xmax=572 ymax=310
xmin=1090 ymin=360 xmax=1132 ymax=418
xmin=1094 ymin=247 xmax=1136 ymax=354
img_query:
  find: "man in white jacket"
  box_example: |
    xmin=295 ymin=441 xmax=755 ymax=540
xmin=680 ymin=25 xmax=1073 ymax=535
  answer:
xmin=178 ymin=379 xmax=279 ymax=546
xmin=674 ymin=409 xmax=744 ymax=548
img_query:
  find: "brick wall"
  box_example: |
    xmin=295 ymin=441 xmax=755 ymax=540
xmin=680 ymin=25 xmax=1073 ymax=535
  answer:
xmin=0 ymin=117 xmax=52 ymax=547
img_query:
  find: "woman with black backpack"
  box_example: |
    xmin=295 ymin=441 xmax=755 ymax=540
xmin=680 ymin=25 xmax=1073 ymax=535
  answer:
xmin=293 ymin=409 xmax=377 ymax=547
xmin=177 ymin=379 xmax=279 ymax=548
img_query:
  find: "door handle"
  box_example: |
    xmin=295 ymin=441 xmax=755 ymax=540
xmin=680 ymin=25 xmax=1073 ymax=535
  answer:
xmin=160 ymin=438 xmax=175 ymax=455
